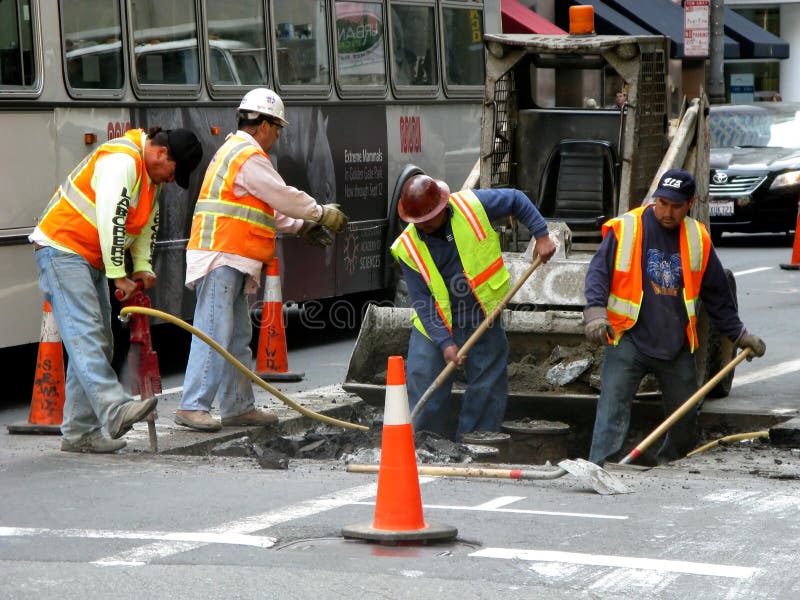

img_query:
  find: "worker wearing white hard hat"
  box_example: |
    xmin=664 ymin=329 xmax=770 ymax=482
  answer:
xmin=177 ymin=88 xmax=349 ymax=432
xmin=238 ymin=87 xmax=289 ymax=127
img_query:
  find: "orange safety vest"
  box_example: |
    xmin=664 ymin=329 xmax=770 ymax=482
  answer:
xmin=603 ymin=205 xmax=711 ymax=351
xmin=187 ymin=134 xmax=276 ymax=263
xmin=38 ymin=129 xmax=156 ymax=270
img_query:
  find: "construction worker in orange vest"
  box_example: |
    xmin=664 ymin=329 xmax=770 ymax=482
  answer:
xmin=584 ymin=169 xmax=766 ymax=466
xmin=391 ymin=174 xmax=557 ymax=441
xmin=30 ymin=127 xmax=203 ymax=453
xmin=176 ymin=88 xmax=348 ymax=432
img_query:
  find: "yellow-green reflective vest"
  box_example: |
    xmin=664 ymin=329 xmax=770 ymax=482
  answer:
xmin=390 ymin=190 xmax=510 ymax=339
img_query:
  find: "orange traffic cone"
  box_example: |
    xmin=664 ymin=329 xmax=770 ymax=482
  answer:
xmin=7 ymin=301 xmax=65 ymax=434
xmin=255 ymin=258 xmax=304 ymax=382
xmin=780 ymin=197 xmax=800 ymax=270
xmin=342 ymin=355 xmax=457 ymax=542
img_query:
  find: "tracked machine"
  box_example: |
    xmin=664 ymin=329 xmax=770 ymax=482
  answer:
xmin=345 ymin=27 xmax=737 ymax=420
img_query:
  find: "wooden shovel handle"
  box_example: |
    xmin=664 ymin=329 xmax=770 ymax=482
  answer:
xmin=619 ymin=348 xmax=752 ymax=465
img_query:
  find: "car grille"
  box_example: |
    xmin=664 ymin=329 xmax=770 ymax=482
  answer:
xmin=709 ymin=174 xmax=767 ymax=196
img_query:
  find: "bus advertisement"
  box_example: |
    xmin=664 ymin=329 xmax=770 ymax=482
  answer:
xmin=0 ymin=0 xmax=491 ymax=354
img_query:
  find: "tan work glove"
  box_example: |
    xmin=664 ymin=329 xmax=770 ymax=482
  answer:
xmin=298 ymin=221 xmax=333 ymax=248
xmin=737 ymin=331 xmax=766 ymax=361
xmin=585 ymin=318 xmax=614 ymax=345
xmin=584 ymin=306 xmax=613 ymax=345
xmin=316 ymin=204 xmax=348 ymax=233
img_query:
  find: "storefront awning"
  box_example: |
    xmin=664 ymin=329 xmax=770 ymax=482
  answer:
xmin=601 ymin=0 xmax=740 ymax=59
xmin=501 ymin=0 xmax=566 ymax=35
xmin=724 ymin=8 xmax=789 ymax=59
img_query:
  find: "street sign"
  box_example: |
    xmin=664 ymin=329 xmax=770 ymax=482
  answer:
xmin=684 ymin=0 xmax=710 ymax=58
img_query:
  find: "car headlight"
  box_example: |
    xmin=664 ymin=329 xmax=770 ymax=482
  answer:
xmin=770 ymin=170 xmax=800 ymax=191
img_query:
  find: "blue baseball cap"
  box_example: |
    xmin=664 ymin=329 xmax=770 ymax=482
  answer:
xmin=653 ymin=168 xmax=696 ymax=203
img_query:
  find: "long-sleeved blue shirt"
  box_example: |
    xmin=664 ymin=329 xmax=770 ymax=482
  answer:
xmin=399 ymin=188 xmax=549 ymax=350
xmin=584 ymin=205 xmax=744 ymax=360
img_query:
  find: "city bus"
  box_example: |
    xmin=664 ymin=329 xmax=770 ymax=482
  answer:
xmin=0 ymin=0 xmax=498 ymax=353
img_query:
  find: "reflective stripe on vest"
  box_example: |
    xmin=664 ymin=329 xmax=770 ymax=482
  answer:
xmin=187 ymin=135 xmax=276 ymax=262
xmin=390 ymin=191 xmax=510 ymax=338
xmin=393 ymin=228 xmax=453 ymax=333
xmin=38 ymin=130 xmax=155 ymax=269
xmin=604 ymin=205 xmax=710 ymax=350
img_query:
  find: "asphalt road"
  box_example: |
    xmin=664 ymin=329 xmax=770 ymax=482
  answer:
xmin=1 ymin=234 xmax=799 ymax=599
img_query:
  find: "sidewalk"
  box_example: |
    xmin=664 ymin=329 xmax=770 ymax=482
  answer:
xmin=0 ymin=384 xmax=365 ymax=460
xmin=3 ymin=380 xmax=798 ymax=461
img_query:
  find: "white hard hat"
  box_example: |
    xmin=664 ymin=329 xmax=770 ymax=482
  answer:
xmin=238 ymin=88 xmax=289 ymax=127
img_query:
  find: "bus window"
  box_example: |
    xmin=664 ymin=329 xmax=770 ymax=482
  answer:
xmin=273 ymin=0 xmax=330 ymax=90
xmin=206 ymin=0 xmax=268 ymax=90
xmin=61 ymin=0 xmax=124 ymax=93
xmin=390 ymin=2 xmax=438 ymax=91
xmin=441 ymin=4 xmax=484 ymax=94
xmin=129 ymin=0 xmax=199 ymax=91
xmin=0 ymin=0 xmax=35 ymax=88
xmin=334 ymin=0 xmax=386 ymax=94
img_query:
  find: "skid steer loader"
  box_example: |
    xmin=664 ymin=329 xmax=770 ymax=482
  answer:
xmin=344 ymin=32 xmax=737 ymax=419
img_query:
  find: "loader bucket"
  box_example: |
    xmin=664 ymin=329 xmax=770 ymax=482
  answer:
xmin=344 ymin=304 xmax=610 ymax=413
xmin=344 ymin=225 xmax=623 ymax=413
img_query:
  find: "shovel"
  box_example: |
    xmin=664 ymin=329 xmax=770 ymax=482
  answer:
xmin=410 ymin=255 xmax=543 ymax=424
xmin=618 ymin=348 xmax=753 ymax=465
xmin=346 ymin=458 xmax=630 ymax=495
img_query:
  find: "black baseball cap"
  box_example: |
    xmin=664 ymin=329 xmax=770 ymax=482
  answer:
xmin=652 ymin=168 xmax=696 ymax=203
xmin=166 ymin=129 xmax=203 ymax=189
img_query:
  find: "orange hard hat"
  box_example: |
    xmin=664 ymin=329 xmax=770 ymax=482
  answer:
xmin=397 ymin=175 xmax=450 ymax=223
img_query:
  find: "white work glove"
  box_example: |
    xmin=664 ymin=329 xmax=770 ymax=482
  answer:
xmin=298 ymin=221 xmax=333 ymax=248
xmin=316 ymin=204 xmax=348 ymax=233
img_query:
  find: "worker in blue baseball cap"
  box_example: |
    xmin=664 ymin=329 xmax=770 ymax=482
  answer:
xmin=583 ymin=168 xmax=766 ymax=466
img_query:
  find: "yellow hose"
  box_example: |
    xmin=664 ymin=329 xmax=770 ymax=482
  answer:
xmin=686 ymin=431 xmax=769 ymax=457
xmin=120 ymin=305 xmax=368 ymax=432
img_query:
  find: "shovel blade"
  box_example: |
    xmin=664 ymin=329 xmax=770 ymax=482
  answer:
xmin=558 ymin=458 xmax=632 ymax=495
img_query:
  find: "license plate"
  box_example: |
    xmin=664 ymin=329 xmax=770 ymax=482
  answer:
xmin=709 ymin=200 xmax=734 ymax=217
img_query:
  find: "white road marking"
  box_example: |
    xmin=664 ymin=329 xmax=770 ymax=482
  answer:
xmin=0 ymin=527 xmax=276 ymax=548
xmin=92 ymin=477 xmax=444 ymax=567
xmin=471 ymin=496 xmax=527 ymax=510
xmin=90 ymin=479 xmax=430 ymax=567
xmin=352 ymin=497 xmax=627 ymax=521
xmin=731 ymin=358 xmax=800 ymax=388
xmin=471 ymin=547 xmax=757 ymax=579
xmin=732 ymin=267 xmax=772 ymax=277
xmin=159 ymin=385 xmax=183 ymax=396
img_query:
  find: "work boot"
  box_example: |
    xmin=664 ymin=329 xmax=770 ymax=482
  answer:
xmin=108 ymin=397 xmax=158 ymax=439
xmin=61 ymin=431 xmax=127 ymax=454
xmin=221 ymin=408 xmax=278 ymax=427
xmin=174 ymin=409 xmax=222 ymax=432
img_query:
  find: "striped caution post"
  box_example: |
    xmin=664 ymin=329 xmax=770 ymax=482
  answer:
xmin=342 ymin=355 xmax=457 ymax=542
xmin=7 ymin=302 xmax=65 ymax=434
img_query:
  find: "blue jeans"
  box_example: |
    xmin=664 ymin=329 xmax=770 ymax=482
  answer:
xmin=407 ymin=319 xmax=509 ymax=441
xmin=589 ymin=335 xmax=699 ymax=465
xmin=34 ymin=247 xmax=134 ymax=442
xmin=181 ymin=266 xmax=255 ymax=418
